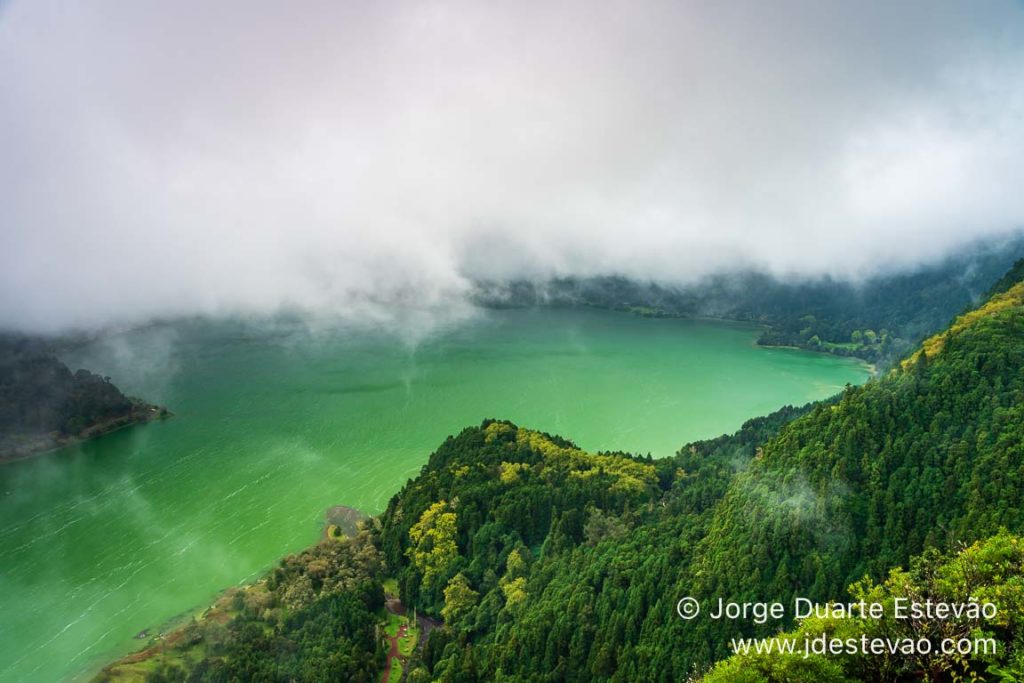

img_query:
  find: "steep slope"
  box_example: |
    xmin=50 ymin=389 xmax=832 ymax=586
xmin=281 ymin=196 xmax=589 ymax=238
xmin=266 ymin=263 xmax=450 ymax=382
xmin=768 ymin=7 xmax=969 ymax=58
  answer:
xmin=399 ymin=274 xmax=1024 ymax=681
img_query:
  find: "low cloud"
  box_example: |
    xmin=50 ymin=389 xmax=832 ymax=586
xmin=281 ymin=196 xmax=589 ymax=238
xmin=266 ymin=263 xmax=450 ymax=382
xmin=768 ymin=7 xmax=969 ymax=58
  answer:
xmin=2 ymin=1 xmax=1023 ymax=332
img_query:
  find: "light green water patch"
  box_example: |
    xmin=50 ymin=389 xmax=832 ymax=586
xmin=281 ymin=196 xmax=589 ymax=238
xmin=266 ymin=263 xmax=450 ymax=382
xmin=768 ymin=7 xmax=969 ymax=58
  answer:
xmin=0 ymin=308 xmax=868 ymax=681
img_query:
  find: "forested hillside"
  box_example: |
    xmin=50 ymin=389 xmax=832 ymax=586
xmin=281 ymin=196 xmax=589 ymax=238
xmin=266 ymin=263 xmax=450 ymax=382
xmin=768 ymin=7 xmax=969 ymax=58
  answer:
xmin=390 ymin=269 xmax=1024 ymax=681
xmin=475 ymin=236 xmax=1024 ymax=366
xmin=103 ymin=262 xmax=1024 ymax=682
xmin=0 ymin=336 xmax=167 ymax=459
xmin=704 ymin=531 xmax=1024 ymax=682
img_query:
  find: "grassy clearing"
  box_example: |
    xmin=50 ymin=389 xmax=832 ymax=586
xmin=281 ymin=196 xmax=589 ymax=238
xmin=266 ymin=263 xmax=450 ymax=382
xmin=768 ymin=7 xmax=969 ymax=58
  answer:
xmin=385 ymin=610 xmax=404 ymax=637
xmin=398 ymin=623 xmax=419 ymax=657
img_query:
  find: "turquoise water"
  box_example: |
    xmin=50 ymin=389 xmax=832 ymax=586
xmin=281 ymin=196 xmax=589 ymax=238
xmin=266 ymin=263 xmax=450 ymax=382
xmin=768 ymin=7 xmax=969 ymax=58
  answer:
xmin=0 ymin=308 xmax=869 ymax=681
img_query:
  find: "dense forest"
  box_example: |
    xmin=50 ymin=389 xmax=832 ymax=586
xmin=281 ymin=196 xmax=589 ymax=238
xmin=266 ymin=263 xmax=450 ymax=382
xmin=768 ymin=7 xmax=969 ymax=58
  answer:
xmin=99 ymin=258 xmax=1024 ymax=682
xmin=474 ymin=234 xmax=1024 ymax=366
xmin=381 ymin=256 xmax=1024 ymax=678
xmin=704 ymin=531 xmax=1024 ymax=682
xmin=0 ymin=336 xmax=167 ymax=459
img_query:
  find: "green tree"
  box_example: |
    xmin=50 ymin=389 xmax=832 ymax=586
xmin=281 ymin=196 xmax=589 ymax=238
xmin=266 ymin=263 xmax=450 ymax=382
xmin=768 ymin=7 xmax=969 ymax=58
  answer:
xmin=407 ymin=501 xmax=459 ymax=590
xmin=441 ymin=572 xmax=479 ymax=624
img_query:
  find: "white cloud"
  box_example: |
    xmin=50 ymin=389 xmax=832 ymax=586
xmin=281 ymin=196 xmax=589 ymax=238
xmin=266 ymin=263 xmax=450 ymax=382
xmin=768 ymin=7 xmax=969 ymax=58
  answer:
xmin=2 ymin=0 xmax=1023 ymax=331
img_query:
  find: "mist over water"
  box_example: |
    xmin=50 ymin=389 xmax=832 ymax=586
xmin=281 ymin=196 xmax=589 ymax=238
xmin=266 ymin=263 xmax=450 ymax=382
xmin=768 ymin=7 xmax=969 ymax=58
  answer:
xmin=2 ymin=1 xmax=1024 ymax=333
xmin=0 ymin=310 xmax=868 ymax=681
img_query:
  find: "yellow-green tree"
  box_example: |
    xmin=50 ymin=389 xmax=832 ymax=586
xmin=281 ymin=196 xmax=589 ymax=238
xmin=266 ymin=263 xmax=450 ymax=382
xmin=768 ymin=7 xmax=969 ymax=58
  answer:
xmin=501 ymin=576 xmax=528 ymax=609
xmin=406 ymin=501 xmax=458 ymax=590
xmin=499 ymin=547 xmax=529 ymax=610
xmin=441 ymin=572 xmax=479 ymax=624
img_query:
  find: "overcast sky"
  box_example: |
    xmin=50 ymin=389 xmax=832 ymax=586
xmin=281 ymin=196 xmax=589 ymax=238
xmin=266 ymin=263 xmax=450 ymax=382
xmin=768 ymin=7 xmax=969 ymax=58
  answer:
xmin=2 ymin=1 xmax=1023 ymax=332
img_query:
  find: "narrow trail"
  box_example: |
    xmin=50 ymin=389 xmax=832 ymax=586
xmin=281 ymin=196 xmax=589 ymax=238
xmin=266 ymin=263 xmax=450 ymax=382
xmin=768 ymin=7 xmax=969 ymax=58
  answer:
xmin=381 ymin=623 xmax=407 ymax=683
xmin=381 ymin=595 xmax=444 ymax=682
xmin=382 ymin=598 xmax=409 ymax=683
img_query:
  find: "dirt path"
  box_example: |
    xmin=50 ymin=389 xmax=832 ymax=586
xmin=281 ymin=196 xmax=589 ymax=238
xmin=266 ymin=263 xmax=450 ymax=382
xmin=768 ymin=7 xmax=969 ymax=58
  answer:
xmin=381 ymin=622 xmax=407 ymax=683
xmin=382 ymin=598 xmax=409 ymax=683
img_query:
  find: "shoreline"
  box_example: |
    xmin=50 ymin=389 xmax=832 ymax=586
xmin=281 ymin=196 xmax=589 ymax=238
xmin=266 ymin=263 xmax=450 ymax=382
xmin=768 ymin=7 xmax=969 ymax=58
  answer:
xmin=756 ymin=341 xmax=878 ymax=377
xmin=93 ymin=504 xmax=368 ymax=681
xmin=573 ymin=302 xmax=882 ymax=375
xmin=0 ymin=403 xmax=171 ymax=463
xmin=90 ymin=577 xmax=259 ymax=681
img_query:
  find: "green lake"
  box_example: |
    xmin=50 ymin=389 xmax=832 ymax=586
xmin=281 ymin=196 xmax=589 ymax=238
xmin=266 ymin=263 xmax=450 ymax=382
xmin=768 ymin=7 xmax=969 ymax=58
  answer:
xmin=0 ymin=308 xmax=869 ymax=681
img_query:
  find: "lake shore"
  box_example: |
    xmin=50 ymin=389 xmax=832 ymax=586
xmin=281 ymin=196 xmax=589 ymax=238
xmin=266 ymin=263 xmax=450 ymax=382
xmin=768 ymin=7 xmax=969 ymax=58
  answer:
xmin=93 ymin=504 xmax=368 ymax=682
xmin=756 ymin=342 xmax=878 ymax=377
xmin=0 ymin=402 xmax=171 ymax=463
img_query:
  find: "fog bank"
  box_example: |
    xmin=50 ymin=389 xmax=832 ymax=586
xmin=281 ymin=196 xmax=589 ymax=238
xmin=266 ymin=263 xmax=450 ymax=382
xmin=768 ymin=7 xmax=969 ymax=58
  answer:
xmin=2 ymin=1 xmax=1024 ymax=332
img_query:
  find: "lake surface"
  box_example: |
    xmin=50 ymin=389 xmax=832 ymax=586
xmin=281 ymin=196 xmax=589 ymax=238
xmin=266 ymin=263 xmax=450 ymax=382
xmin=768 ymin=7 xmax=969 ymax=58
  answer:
xmin=0 ymin=308 xmax=869 ymax=681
